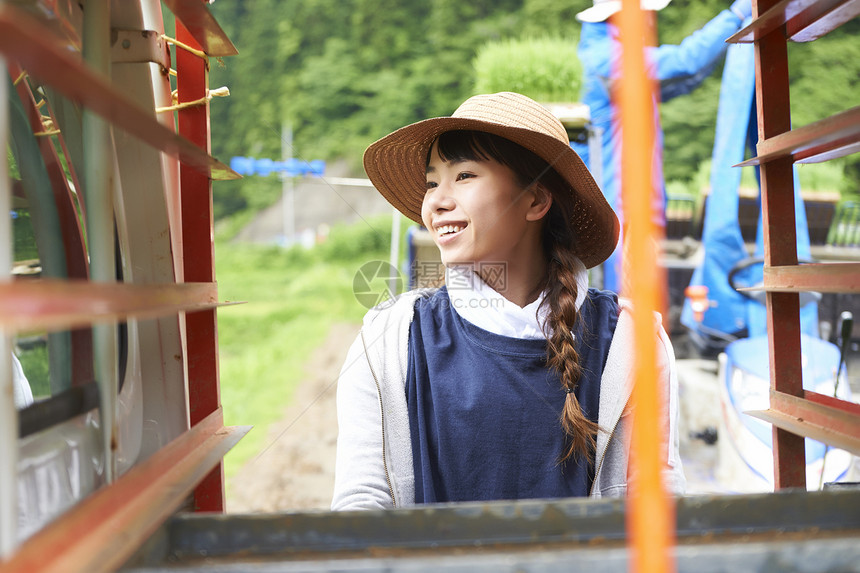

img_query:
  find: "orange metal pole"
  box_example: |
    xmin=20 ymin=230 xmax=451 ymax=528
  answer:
xmin=615 ymin=1 xmax=675 ymax=572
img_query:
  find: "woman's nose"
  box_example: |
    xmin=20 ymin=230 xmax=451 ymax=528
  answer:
xmin=423 ymin=182 xmax=456 ymax=213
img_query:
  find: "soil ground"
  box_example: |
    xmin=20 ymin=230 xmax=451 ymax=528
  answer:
xmin=226 ymin=322 xmax=360 ymax=513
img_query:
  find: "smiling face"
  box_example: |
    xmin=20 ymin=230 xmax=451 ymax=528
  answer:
xmin=421 ymin=134 xmax=551 ymax=281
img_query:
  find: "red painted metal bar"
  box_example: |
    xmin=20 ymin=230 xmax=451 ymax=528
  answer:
xmin=746 ymin=390 xmax=860 ymax=456
xmin=787 ymin=0 xmax=860 ymax=40
xmin=162 ymin=0 xmax=238 ymax=57
xmin=728 ymin=0 xmax=859 ymax=43
xmin=804 ymin=389 xmax=860 ymax=415
xmin=754 ymin=0 xmax=807 ymax=490
xmin=176 ymin=17 xmax=225 ymax=513
xmin=0 ymin=4 xmax=238 ymax=181
xmin=736 ymin=262 xmax=860 ymax=293
xmin=0 ymin=280 xmax=233 ymax=333
xmin=738 ymin=106 xmax=860 ymax=167
xmin=0 ymin=408 xmax=249 ymax=573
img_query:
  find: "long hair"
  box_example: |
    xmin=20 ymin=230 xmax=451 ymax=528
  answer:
xmin=433 ymin=130 xmax=600 ymax=463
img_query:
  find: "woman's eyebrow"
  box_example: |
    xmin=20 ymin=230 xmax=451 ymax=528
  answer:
xmin=427 ymin=158 xmax=470 ymax=174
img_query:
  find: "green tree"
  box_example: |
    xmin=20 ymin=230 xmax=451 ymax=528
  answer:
xmin=203 ymin=0 xmax=859 ymax=221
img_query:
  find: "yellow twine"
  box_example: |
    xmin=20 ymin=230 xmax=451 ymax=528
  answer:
xmin=160 ymin=35 xmax=207 ymax=59
xmin=155 ymin=86 xmax=230 ymax=113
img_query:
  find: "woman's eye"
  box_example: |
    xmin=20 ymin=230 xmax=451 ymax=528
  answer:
xmin=425 ymin=181 xmax=438 ymax=191
xmin=456 ymin=172 xmax=474 ymax=181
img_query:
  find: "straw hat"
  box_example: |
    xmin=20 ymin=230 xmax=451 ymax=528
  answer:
xmin=363 ymin=92 xmax=619 ymax=269
xmin=576 ymin=0 xmax=672 ymax=23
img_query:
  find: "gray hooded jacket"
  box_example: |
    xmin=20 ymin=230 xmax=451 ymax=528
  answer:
xmin=332 ymin=290 xmax=685 ymax=510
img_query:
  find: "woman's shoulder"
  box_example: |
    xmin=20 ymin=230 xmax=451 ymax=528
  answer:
xmin=361 ymin=287 xmax=441 ymax=331
xmin=605 ymin=296 xmax=672 ymax=353
xmin=586 ymin=287 xmax=620 ymax=305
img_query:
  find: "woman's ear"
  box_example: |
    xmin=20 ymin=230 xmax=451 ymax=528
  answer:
xmin=525 ymin=184 xmax=553 ymax=222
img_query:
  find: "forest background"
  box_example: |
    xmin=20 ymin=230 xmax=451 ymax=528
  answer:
xmin=207 ymin=0 xmax=860 ymax=224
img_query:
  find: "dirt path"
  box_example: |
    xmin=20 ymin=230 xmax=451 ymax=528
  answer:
xmin=226 ymin=322 xmax=360 ymax=513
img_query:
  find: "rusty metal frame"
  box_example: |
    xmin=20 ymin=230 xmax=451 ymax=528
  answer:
xmin=0 ymin=409 xmax=249 ymax=573
xmin=729 ymin=0 xmax=860 ymax=43
xmin=110 ymin=29 xmax=172 ymax=71
xmin=162 ymin=0 xmax=238 ymax=57
xmin=752 ymin=0 xmax=807 ymax=490
xmin=736 ymin=262 xmax=860 ymax=293
xmin=747 ymin=390 xmax=860 ymax=455
xmin=0 ymin=280 xmax=234 ymax=333
xmin=0 ymin=4 xmax=238 ymax=181
xmin=733 ymin=0 xmax=860 ymax=489
xmin=175 ymin=15 xmax=225 ymax=513
xmin=737 ymin=106 xmax=860 ymax=166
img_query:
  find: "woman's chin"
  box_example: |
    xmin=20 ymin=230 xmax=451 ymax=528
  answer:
xmin=439 ymin=251 xmax=473 ymax=268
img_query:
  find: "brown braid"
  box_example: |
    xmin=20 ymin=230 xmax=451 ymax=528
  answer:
xmin=544 ymin=219 xmax=601 ymax=464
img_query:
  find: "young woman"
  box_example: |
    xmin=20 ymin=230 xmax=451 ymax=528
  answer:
xmin=332 ymin=92 xmax=684 ymax=510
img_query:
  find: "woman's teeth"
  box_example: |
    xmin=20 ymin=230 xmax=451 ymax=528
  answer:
xmin=438 ymin=225 xmax=463 ymax=236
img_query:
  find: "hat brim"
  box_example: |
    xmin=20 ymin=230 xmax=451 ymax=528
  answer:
xmin=576 ymin=0 xmax=672 ymax=22
xmin=363 ymin=117 xmax=619 ymax=269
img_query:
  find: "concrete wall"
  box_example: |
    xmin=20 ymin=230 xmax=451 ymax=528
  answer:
xmin=234 ymin=177 xmax=393 ymax=245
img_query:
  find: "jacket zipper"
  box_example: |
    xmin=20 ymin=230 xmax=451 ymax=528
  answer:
xmin=589 ymin=396 xmax=630 ymax=497
xmin=361 ymin=329 xmax=396 ymax=507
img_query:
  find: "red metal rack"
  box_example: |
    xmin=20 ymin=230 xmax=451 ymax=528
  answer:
xmin=0 ymin=0 xmax=244 ymax=568
xmin=728 ymin=0 xmax=860 ymax=488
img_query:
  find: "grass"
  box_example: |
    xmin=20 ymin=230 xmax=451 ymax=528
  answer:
xmin=473 ymin=37 xmax=583 ymax=103
xmin=215 ymin=215 xmax=395 ymax=481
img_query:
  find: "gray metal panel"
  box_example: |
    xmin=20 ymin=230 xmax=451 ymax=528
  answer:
xmin=122 ymin=489 xmax=860 ymax=571
xmin=124 ymin=534 xmax=860 ymax=572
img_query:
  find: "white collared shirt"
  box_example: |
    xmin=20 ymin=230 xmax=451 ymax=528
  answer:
xmin=445 ymin=262 xmax=589 ymax=340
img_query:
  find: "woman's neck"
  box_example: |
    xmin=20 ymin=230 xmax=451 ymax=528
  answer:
xmin=477 ymin=255 xmax=547 ymax=308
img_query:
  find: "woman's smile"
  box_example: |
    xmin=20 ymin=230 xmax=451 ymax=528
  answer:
xmin=433 ymin=222 xmax=467 ymax=244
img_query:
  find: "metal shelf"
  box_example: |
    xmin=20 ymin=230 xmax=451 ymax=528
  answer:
xmin=1 ymin=410 xmax=249 ymax=573
xmin=737 ymin=106 xmax=860 ymax=167
xmin=0 ymin=280 xmax=237 ymax=333
xmin=747 ymin=390 xmax=860 ymax=456
xmin=163 ymin=0 xmax=238 ymax=57
xmin=728 ymin=0 xmax=860 ymax=43
xmin=0 ymin=4 xmax=239 ymax=181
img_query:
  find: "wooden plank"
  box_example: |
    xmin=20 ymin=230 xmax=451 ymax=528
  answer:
xmin=747 ymin=390 xmax=860 ymax=456
xmin=0 ymin=409 xmax=250 ymax=573
xmin=0 ymin=4 xmax=239 ymax=181
xmin=728 ymin=0 xmax=860 ymax=43
xmin=736 ymin=262 xmax=860 ymax=293
xmin=738 ymin=106 xmax=860 ymax=167
xmin=162 ymin=0 xmax=238 ymax=57
xmin=0 ymin=280 xmax=238 ymax=333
